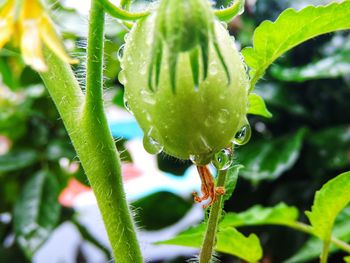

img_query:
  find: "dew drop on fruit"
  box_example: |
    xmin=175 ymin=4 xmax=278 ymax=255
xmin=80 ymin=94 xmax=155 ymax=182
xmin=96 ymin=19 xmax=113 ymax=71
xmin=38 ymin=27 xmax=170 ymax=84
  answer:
xmin=140 ymin=89 xmax=156 ymax=105
xmin=212 ymin=145 xmax=234 ymax=171
xmin=124 ymin=33 xmax=129 ymax=42
xmin=190 ymin=153 xmax=212 ymax=166
xmin=220 ymin=21 xmax=228 ymax=29
xmin=117 ymin=44 xmax=125 ymax=61
xmin=118 ymin=70 xmax=127 ymax=85
xmin=209 ymin=62 xmax=218 ymax=75
xmin=143 ymin=128 xmax=163 ymax=155
xmin=233 ymin=118 xmax=251 ymax=146
xmin=218 ymin=109 xmax=229 ymax=124
xmin=123 ymin=97 xmax=133 ymax=114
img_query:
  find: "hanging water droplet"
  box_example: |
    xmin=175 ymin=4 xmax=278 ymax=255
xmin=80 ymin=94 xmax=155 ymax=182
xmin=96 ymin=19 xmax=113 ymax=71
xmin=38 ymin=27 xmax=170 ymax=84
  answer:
xmin=190 ymin=153 xmax=212 ymax=166
xmin=233 ymin=119 xmax=251 ymax=146
xmin=238 ymin=2 xmax=245 ymax=15
xmin=220 ymin=21 xmax=228 ymax=29
xmin=123 ymin=97 xmax=133 ymax=114
xmin=212 ymin=146 xmax=234 ymax=171
xmin=118 ymin=70 xmax=127 ymax=85
xmin=143 ymin=128 xmax=163 ymax=155
xmin=124 ymin=33 xmax=129 ymax=42
xmin=117 ymin=44 xmax=125 ymax=61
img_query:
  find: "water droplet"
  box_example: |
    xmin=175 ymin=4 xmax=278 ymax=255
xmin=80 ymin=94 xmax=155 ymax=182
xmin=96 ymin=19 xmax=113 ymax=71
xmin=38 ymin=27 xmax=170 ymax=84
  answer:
xmin=118 ymin=70 xmax=127 ymax=85
xmin=212 ymin=146 xmax=234 ymax=171
xmin=140 ymin=63 xmax=147 ymax=75
xmin=220 ymin=21 xmax=228 ymax=29
xmin=190 ymin=153 xmax=212 ymax=166
xmin=123 ymin=97 xmax=133 ymax=114
xmin=238 ymin=2 xmax=245 ymax=15
xmin=143 ymin=128 xmax=163 ymax=155
xmin=233 ymin=119 xmax=251 ymax=146
xmin=124 ymin=33 xmax=129 ymax=42
xmin=117 ymin=44 xmax=125 ymax=61
xmin=209 ymin=62 xmax=218 ymax=75
xmin=140 ymin=89 xmax=156 ymax=105
xmin=218 ymin=109 xmax=229 ymax=124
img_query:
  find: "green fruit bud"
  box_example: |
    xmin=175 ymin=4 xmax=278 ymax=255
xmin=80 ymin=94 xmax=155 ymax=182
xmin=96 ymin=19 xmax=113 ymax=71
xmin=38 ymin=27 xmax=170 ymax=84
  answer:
xmin=121 ymin=2 xmax=249 ymax=163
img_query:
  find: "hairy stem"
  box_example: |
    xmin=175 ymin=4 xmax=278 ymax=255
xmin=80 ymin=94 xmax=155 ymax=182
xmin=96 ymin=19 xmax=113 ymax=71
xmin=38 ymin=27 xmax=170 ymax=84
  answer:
xmin=214 ymin=0 xmax=245 ymax=22
xmin=82 ymin=0 xmax=143 ymax=261
xmin=199 ymin=169 xmax=228 ymax=263
xmin=40 ymin=0 xmax=143 ymax=262
xmin=101 ymin=0 xmax=148 ymax=20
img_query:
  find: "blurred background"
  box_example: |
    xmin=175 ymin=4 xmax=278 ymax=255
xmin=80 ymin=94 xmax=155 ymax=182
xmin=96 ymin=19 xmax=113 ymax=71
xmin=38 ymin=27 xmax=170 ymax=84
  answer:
xmin=1 ymin=0 xmax=350 ymax=262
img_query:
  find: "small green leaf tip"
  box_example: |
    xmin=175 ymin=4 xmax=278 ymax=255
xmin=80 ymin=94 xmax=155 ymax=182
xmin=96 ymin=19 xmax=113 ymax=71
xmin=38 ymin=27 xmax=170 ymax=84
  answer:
xmin=148 ymin=0 xmax=232 ymax=93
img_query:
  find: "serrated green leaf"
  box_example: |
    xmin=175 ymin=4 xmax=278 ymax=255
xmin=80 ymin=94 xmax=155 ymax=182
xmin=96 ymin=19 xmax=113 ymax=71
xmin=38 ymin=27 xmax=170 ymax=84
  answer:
xmin=285 ymin=206 xmax=350 ymax=263
xmin=216 ymin=228 xmax=262 ymax=263
xmin=157 ymin=224 xmax=262 ymax=262
xmin=0 ymin=150 xmax=37 ymax=173
xmin=242 ymin=1 xmax=350 ymax=90
xmin=156 ymin=224 xmax=205 ymax=247
xmin=248 ymin=93 xmax=272 ymax=118
xmin=14 ymin=170 xmax=61 ymax=258
xmin=270 ymin=51 xmax=350 ymax=82
xmin=306 ymin=171 xmax=350 ymax=241
xmin=223 ymin=165 xmax=243 ymax=202
xmin=220 ymin=203 xmax=299 ymax=228
xmin=237 ymin=128 xmax=306 ymax=184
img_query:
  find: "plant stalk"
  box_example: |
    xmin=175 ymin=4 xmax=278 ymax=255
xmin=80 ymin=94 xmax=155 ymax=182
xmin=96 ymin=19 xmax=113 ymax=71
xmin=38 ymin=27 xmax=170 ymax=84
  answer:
xmin=214 ymin=0 xmax=245 ymax=22
xmin=320 ymin=239 xmax=330 ymax=263
xmin=199 ymin=169 xmax=228 ymax=263
xmin=39 ymin=0 xmax=143 ymax=261
xmin=101 ymin=0 xmax=148 ymax=20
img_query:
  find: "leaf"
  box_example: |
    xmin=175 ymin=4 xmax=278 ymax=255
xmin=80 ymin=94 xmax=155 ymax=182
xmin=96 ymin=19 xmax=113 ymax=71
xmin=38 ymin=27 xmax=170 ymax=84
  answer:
xmin=223 ymin=165 xmax=243 ymax=202
xmin=306 ymin=171 xmax=350 ymax=241
xmin=248 ymin=93 xmax=272 ymax=118
xmin=156 ymin=224 xmax=205 ymax=247
xmin=270 ymin=51 xmax=350 ymax=82
xmin=14 ymin=170 xmax=61 ymax=258
xmin=237 ymin=128 xmax=306 ymax=184
xmin=0 ymin=150 xmax=37 ymax=173
xmin=157 ymin=224 xmax=262 ymax=262
xmin=285 ymin=206 xmax=350 ymax=263
xmin=216 ymin=228 xmax=262 ymax=263
xmin=220 ymin=203 xmax=299 ymax=228
xmin=242 ymin=1 xmax=350 ymax=90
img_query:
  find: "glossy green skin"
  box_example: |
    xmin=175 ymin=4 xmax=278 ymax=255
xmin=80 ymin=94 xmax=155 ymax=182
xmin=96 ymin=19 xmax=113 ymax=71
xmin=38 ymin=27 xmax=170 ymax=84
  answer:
xmin=123 ymin=15 xmax=249 ymax=161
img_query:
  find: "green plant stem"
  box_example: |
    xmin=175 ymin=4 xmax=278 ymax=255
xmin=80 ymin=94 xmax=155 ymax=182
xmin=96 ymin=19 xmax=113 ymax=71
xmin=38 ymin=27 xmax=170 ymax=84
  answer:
xmin=320 ymin=239 xmax=330 ymax=263
xmin=214 ymin=0 xmax=245 ymax=22
xmin=82 ymin=0 xmax=143 ymax=261
xmin=40 ymin=1 xmax=143 ymax=262
xmin=199 ymin=169 xmax=228 ymax=263
xmin=101 ymin=0 xmax=148 ymax=20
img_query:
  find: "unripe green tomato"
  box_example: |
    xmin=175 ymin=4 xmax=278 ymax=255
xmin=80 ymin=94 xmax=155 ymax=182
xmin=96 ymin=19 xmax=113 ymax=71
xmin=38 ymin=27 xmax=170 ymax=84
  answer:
xmin=121 ymin=14 xmax=249 ymax=163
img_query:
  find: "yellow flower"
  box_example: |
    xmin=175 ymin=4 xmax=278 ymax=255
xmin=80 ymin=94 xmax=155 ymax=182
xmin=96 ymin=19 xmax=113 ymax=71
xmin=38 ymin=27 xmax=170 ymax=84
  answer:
xmin=0 ymin=0 xmax=78 ymax=72
xmin=0 ymin=0 xmax=15 ymax=49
